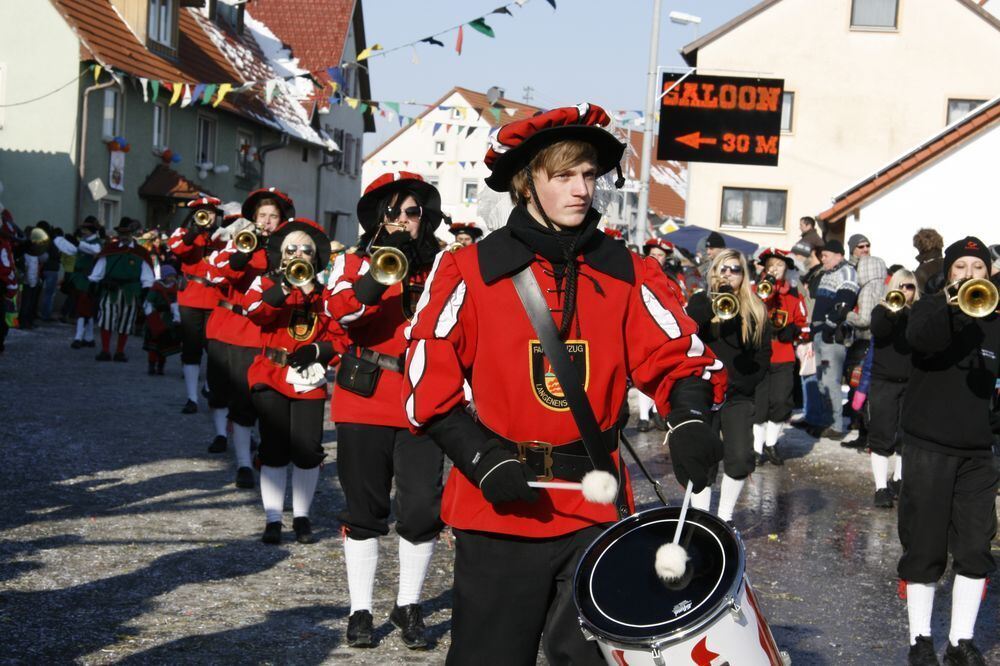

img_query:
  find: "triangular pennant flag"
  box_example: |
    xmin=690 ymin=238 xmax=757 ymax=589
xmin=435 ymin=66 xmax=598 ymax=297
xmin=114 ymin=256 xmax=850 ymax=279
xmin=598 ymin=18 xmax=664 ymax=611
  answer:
xmin=515 ymin=0 xmax=528 ymax=5
xmin=358 ymin=103 xmax=369 ymax=114
xmin=489 ymin=108 xmax=502 ymax=122
xmin=150 ymin=80 xmax=160 ymax=102
xmin=200 ymin=84 xmax=217 ymax=104
xmin=213 ymin=83 xmax=232 ymax=108
xmin=504 ymin=108 xmax=517 ymax=116
xmin=492 ymin=6 xmax=513 ymax=16
xmin=432 ymin=122 xmax=442 ymax=135
xmin=436 ymin=162 xmax=444 ymax=169
xmin=345 ymin=96 xmax=359 ymax=109
xmin=356 ymin=43 xmax=382 ymax=61
xmin=459 ymin=161 xmax=466 ymax=168
xmin=191 ymin=83 xmax=206 ymax=103
xmin=445 ymin=124 xmax=453 ymax=133
xmin=546 ymin=0 xmax=556 ymax=7
xmin=385 ymin=101 xmax=400 ymax=115
xmin=411 ymin=46 xmax=420 ymax=65
xmin=468 ymin=18 xmax=495 ymax=38
xmin=415 ymin=118 xmax=423 ymax=128
xmin=455 ymin=25 xmax=464 ymax=55
xmin=420 ymin=36 xmax=444 ymax=47
xmin=403 ymin=161 xmax=409 ymax=167
xmin=398 ymin=115 xmax=405 ymax=127
xmin=439 ymin=106 xmax=452 ymax=111
xmin=326 ymin=66 xmax=345 ymax=89
xmin=180 ymin=84 xmax=194 ymax=108
xmin=465 ymin=126 xmax=477 ymax=138
xmin=265 ymin=80 xmax=278 ymax=104
xmin=168 ymin=83 xmax=182 ymax=106
xmin=471 ymin=161 xmax=478 ymax=168
xmin=139 ymin=78 xmax=149 ymax=102
xmin=93 ymin=64 xmax=102 ymax=82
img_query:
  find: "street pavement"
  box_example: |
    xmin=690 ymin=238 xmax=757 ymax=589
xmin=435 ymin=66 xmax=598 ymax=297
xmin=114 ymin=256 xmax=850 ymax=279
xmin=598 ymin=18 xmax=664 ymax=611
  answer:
xmin=0 ymin=322 xmax=997 ymax=665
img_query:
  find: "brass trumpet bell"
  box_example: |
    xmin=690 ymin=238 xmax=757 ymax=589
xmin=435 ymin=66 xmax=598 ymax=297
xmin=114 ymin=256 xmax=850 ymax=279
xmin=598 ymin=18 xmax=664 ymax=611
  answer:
xmin=884 ymin=289 xmax=907 ymax=313
xmin=284 ymin=258 xmax=315 ymax=288
xmin=756 ymin=280 xmax=774 ymax=299
xmin=29 ymin=228 xmax=50 ymax=248
xmin=234 ymin=229 xmax=258 ymax=253
xmin=446 ymin=242 xmax=464 ymax=254
xmin=711 ymin=292 xmax=740 ymax=320
xmin=193 ymin=209 xmax=214 ymax=227
xmin=948 ymin=278 xmax=999 ymax=318
xmin=370 ymin=246 xmax=408 ymax=286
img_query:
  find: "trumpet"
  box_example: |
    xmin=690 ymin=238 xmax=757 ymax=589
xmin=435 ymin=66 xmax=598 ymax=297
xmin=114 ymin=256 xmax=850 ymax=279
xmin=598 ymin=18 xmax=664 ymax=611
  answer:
xmin=369 ymin=246 xmax=408 ymax=286
xmin=234 ymin=229 xmax=258 ymax=253
xmin=710 ymin=290 xmax=740 ymax=320
xmin=29 ymin=228 xmax=51 ymax=248
xmin=756 ymin=279 xmax=774 ymax=300
xmin=193 ymin=209 xmax=214 ymax=227
xmin=284 ymin=258 xmax=315 ymax=288
xmin=946 ymin=278 xmax=999 ymax=318
xmin=884 ymin=289 xmax=907 ymax=313
xmin=446 ymin=242 xmax=464 ymax=253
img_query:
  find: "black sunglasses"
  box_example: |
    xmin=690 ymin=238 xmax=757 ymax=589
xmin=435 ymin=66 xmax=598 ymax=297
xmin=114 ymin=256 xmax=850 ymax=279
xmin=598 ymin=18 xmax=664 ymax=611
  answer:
xmin=720 ymin=265 xmax=744 ymax=275
xmin=385 ymin=205 xmax=422 ymax=221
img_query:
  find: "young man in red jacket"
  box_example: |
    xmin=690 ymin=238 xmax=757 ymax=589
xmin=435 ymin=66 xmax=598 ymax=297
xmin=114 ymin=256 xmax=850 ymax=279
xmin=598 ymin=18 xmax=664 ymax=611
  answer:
xmin=402 ymin=104 xmax=727 ymax=665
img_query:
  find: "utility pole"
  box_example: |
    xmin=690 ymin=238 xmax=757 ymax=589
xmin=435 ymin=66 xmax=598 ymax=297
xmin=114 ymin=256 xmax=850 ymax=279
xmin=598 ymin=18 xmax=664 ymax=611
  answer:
xmin=523 ymin=85 xmax=535 ymax=103
xmin=635 ymin=0 xmax=662 ymax=246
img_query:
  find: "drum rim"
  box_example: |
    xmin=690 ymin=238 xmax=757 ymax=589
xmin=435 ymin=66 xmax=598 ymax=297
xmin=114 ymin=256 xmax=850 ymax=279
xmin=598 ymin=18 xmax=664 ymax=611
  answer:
xmin=575 ymin=507 xmax=746 ymax=647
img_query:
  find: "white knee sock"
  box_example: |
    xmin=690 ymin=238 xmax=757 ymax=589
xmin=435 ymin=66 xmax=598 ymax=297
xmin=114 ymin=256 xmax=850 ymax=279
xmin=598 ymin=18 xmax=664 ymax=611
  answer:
xmin=291 ymin=465 xmax=320 ymax=519
xmin=232 ymin=424 xmax=253 ymax=468
xmin=84 ymin=318 xmax=94 ymax=341
xmin=765 ymin=421 xmax=782 ymax=448
xmin=870 ymin=453 xmax=889 ymax=490
xmin=75 ymin=318 xmax=85 ymax=340
xmin=212 ymin=408 xmax=228 ymax=438
xmin=638 ymin=392 xmax=654 ymax=421
xmin=717 ymin=474 xmax=745 ymax=522
xmin=907 ymin=582 xmax=936 ymax=644
xmin=344 ymin=536 xmax=379 ymax=614
xmin=259 ymin=465 xmax=287 ymax=523
xmin=182 ymin=364 xmax=200 ymax=403
xmin=752 ymin=423 xmax=765 ymax=455
xmin=690 ymin=486 xmax=712 ymax=511
xmin=893 ymin=454 xmax=903 ymax=482
xmin=397 ymin=537 xmax=435 ymax=607
xmin=949 ymin=575 xmax=986 ymax=645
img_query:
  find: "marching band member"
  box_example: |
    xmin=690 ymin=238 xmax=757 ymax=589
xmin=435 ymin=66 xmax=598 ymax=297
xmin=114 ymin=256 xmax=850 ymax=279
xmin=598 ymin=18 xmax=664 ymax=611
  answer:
xmin=142 ymin=264 xmax=181 ymax=375
xmin=244 ymin=218 xmax=343 ymax=545
xmin=88 ymin=219 xmax=154 ymax=362
xmin=447 ymin=221 xmax=483 ymax=247
xmin=168 ymin=196 xmax=225 ymax=415
xmin=0 ymin=210 xmax=19 ymax=354
xmin=403 ymin=104 xmax=726 ymax=665
xmin=752 ymin=248 xmax=808 ymax=466
xmin=324 ymin=172 xmax=445 ymax=649
xmin=685 ymin=249 xmax=771 ymax=524
xmin=54 ymin=216 xmax=102 ymax=349
xmin=898 ymin=237 xmax=998 ymax=666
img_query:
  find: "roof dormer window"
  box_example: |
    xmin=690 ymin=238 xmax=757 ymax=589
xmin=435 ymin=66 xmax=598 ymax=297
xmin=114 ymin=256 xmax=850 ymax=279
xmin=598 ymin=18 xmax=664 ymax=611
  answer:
xmin=149 ymin=0 xmax=178 ymax=49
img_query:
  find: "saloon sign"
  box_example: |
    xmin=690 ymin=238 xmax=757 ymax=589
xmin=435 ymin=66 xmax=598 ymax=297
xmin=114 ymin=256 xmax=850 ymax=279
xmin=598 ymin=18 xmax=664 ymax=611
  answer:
xmin=656 ymin=74 xmax=785 ymax=166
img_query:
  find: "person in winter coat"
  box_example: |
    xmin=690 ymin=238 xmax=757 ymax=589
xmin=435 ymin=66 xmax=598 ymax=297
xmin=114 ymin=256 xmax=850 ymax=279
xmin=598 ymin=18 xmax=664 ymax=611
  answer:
xmin=142 ymin=264 xmax=181 ymax=375
xmin=843 ymin=254 xmax=888 ymax=448
xmin=912 ymin=228 xmax=944 ymax=294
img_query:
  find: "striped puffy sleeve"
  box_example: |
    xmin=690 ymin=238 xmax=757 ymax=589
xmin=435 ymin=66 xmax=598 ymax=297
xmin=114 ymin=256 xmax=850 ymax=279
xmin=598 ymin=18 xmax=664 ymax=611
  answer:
xmin=402 ymin=251 xmax=476 ymax=429
xmin=323 ymin=252 xmax=382 ymax=327
xmin=244 ymin=275 xmax=283 ymax=326
xmin=627 ymin=256 xmax=727 ymax=414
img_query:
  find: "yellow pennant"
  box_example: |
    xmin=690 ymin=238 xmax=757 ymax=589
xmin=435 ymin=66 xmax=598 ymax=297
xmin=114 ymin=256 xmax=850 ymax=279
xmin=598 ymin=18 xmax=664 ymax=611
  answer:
xmin=356 ymin=43 xmax=382 ymax=61
xmin=169 ymin=83 xmax=183 ymax=106
xmin=93 ymin=65 xmax=102 ymax=82
xmin=345 ymin=97 xmax=359 ymax=109
xmin=213 ymin=83 xmax=233 ymax=108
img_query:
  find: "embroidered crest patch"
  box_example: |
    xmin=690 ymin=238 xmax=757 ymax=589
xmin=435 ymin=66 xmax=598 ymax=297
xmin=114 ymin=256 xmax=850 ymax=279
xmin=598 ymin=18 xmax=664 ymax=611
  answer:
xmin=528 ymin=339 xmax=589 ymax=411
xmin=287 ymin=309 xmax=317 ymax=342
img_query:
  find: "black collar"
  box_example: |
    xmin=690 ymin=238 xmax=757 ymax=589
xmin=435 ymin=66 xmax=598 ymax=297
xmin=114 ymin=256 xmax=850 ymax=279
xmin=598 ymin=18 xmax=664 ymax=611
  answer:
xmin=478 ymin=206 xmax=634 ymax=285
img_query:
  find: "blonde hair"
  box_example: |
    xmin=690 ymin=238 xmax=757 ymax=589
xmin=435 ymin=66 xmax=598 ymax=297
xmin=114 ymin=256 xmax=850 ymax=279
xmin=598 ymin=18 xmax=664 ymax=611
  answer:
xmin=709 ymin=249 xmax=767 ymax=347
xmin=280 ymin=230 xmax=315 ymax=256
xmin=509 ymin=139 xmax=598 ymax=205
xmin=887 ymin=268 xmax=920 ymax=302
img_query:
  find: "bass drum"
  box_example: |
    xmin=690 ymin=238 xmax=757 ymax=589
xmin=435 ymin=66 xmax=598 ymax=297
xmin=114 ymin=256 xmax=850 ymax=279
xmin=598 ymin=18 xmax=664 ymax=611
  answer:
xmin=574 ymin=506 xmax=787 ymax=666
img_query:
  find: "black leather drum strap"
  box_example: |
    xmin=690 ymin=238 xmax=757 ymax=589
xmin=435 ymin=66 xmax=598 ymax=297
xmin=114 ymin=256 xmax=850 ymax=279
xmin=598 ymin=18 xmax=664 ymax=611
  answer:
xmin=512 ymin=266 xmax=630 ymax=518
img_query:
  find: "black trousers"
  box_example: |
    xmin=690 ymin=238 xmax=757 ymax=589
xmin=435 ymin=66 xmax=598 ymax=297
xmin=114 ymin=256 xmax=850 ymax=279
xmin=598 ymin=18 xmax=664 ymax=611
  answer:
xmin=179 ymin=305 xmax=210 ymax=365
xmin=336 ymin=423 xmax=443 ymax=543
xmin=206 ymin=339 xmax=229 ymax=410
xmin=250 ymin=388 xmax=325 ymax=469
xmin=866 ymin=378 xmax=906 ymax=456
xmin=448 ymin=527 xmax=606 ymax=666
xmin=897 ymin=443 xmax=998 ymax=582
xmin=754 ymin=361 xmax=796 ymax=424
xmin=19 ymin=285 xmax=40 ymax=328
xmin=205 ymin=340 xmax=257 ymax=426
xmin=709 ymin=398 xmax=756 ymax=480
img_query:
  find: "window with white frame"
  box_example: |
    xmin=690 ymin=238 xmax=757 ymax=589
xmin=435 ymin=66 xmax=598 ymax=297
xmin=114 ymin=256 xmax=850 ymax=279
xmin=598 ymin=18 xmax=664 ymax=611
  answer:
xmin=236 ymin=129 xmax=253 ymax=177
xmin=102 ymin=88 xmax=121 ymax=138
xmin=196 ymin=114 xmax=217 ymax=165
xmin=148 ymin=0 xmax=177 ymax=47
xmin=99 ymin=198 xmax=120 ymax=227
xmin=152 ymin=102 xmax=168 ymax=148
xmin=450 ymin=108 xmax=462 ymax=120
xmin=946 ymin=99 xmax=987 ymax=125
xmin=434 ymin=140 xmax=446 ymax=155
xmin=343 ymin=134 xmax=355 ymax=175
xmin=721 ymin=187 xmax=786 ymax=230
xmin=462 ymin=180 xmax=479 ymax=205
xmin=330 ymin=129 xmax=344 ymax=169
xmin=780 ymin=92 xmax=794 ymax=132
xmin=850 ymin=0 xmax=898 ymax=29
xmin=425 ymin=176 xmax=439 ymax=189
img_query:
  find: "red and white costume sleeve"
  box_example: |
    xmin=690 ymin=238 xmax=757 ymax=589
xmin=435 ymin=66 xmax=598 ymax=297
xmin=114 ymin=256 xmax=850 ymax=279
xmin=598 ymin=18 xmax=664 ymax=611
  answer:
xmin=203 ymin=243 xmax=266 ymax=348
xmin=323 ymin=252 xmax=429 ymax=428
xmin=767 ymin=282 xmax=810 ymax=364
xmin=0 ymin=239 xmax=17 ymax=299
xmin=402 ymin=248 xmax=727 ymax=538
xmin=244 ymin=275 xmax=347 ymax=400
xmin=167 ymin=227 xmax=223 ymax=310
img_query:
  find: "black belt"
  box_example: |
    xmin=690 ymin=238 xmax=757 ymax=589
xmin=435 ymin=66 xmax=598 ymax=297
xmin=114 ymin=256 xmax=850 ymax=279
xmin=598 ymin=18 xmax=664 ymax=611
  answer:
xmin=263 ymin=346 xmax=289 ymax=366
xmin=349 ymin=345 xmax=403 ymax=373
xmin=187 ymin=275 xmax=211 ymax=287
xmin=218 ymin=299 xmax=245 ymax=316
xmin=494 ymin=427 xmax=619 ymax=483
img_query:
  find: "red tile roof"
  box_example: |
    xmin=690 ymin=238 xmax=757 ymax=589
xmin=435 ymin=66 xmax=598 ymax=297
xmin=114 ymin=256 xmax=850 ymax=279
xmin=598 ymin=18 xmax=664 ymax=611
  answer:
xmin=623 ymin=130 xmax=687 ymax=220
xmin=818 ymin=96 xmax=1000 ymax=223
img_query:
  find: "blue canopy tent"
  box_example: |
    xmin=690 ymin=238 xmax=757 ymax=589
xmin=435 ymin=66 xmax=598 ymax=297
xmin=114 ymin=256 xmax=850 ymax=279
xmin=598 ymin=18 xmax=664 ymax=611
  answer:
xmin=662 ymin=225 xmax=759 ymax=258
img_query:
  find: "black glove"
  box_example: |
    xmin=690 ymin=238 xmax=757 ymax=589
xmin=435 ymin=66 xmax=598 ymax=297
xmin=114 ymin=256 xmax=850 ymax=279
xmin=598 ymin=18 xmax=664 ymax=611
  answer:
xmin=474 ymin=442 xmax=539 ymax=506
xmin=354 ymin=271 xmax=390 ymax=305
xmin=830 ymin=301 xmax=850 ymax=324
xmin=382 ymin=230 xmax=414 ymax=249
xmin=287 ymin=341 xmax=335 ymax=371
xmin=833 ymin=322 xmax=848 ymax=344
xmin=228 ymin=250 xmax=252 ymax=271
xmin=776 ymin=324 xmax=798 ymax=343
xmin=924 ymin=273 xmax=945 ymax=295
xmin=182 ymin=228 xmax=201 ymax=245
xmin=665 ymin=378 xmax=723 ymax=492
xmin=261 ymin=281 xmax=287 ymax=308
xmin=66 ymin=234 xmax=80 ymax=247
xmin=821 ymin=327 xmax=834 ymax=344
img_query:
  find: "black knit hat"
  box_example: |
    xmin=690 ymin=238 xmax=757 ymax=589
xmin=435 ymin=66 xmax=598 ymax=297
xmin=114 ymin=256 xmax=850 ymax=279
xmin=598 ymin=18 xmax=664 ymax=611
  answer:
xmin=943 ymin=236 xmax=991 ymax=278
xmin=705 ymin=231 xmax=726 ymax=249
xmin=821 ymin=239 xmax=845 ymax=255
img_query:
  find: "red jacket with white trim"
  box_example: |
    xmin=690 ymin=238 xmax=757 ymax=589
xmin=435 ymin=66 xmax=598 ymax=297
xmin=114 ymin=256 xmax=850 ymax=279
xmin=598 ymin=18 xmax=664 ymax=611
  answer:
xmin=324 ymin=252 xmax=430 ymax=428
xmin=402 ymin=232 xmax=727 ymax=538
xmin=204 ymin=243 xmax=266 ymax=348
xmin=167 ymin=227 xmax=224 ymax=309
xmin=764 ymin=281 xmax=809 ymax=364
xmin=0 ymin=238 xmax=18 ymax=300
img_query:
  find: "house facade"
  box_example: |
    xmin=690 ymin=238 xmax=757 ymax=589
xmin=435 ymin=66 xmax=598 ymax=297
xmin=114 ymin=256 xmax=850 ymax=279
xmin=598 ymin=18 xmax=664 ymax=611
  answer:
xmin=678 ymin=0 xmax=1000 ymax=250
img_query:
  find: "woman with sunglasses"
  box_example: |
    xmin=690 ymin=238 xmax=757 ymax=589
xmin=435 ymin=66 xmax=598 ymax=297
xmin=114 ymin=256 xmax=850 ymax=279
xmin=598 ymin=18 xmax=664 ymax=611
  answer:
xmin=244 ymin=218 xmax=343 ymax=546
xmin=865 ymin=269 xmax=918 ymax=509
xmin=685 ymin=249 xmax=771 ymax=524
xmin=324 ymin=172 xmax=445 ymax=650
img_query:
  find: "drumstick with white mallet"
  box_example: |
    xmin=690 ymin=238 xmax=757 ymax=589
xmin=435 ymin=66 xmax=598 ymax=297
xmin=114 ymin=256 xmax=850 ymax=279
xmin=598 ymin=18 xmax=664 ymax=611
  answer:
xmin=528 ymin=470 xmax=619 ymax=504
xmin=655 ymin=480 xmax=694 ymax=582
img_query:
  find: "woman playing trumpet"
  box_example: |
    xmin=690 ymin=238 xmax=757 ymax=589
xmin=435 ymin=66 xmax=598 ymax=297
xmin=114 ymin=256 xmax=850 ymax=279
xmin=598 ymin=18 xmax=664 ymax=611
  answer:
xmin=685 ymin=249 xmax=771 ymax=524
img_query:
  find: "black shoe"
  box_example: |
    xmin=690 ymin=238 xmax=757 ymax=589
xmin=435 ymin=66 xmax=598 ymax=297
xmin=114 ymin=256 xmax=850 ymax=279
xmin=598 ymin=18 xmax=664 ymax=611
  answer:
xmin=763 ymin=445 xmax=784 ymax=466
xmin=207 ymin=435 xmax=227 ymax=453
xmin=841 ymin=435 xmax=867 ymax=450
xmin=755 ymin=452 xmax=767 ymax=466
xmin=148 ymin=362 xmax=156 ymax=375
xmin=261 ymin=521 xmax=282 ymax=544
xmin=890 ymin=478 xmax=903 ymax=498
xmin=70 ymin=339 xmax=83 ymax=349
xmin=292 ymin=517 xmax=316 ymax=544
xmin=389 ymin=603 xmax=428 ymax=649
xmin=181 ymin=400 xmax=198 ymax=414
xmin=874 ymin=488 xmax=894 ymax=508
xmin=822 ymin=428 xmax=846 ymax=441
xmin=235 ymin=466 xmax=255 ymax=489
xmin=346 ymin=610 xmax=375 ymax=648
xmin=95 ymin=351 xmax=111 ymax=361
xmin=943 ymin=639 xmax=986 ymax=666
xmin=909 ymin=636 xmax=940 ymax=665
xmin=637 ymin=419 xmax=651 ymax=433
xmin=84 ymin=340 xmax=96 ymax=348
xmin=650 ymin=412 xmax=667 ymax=431
xmin=113 ymin=352 xmax=127 ymax=362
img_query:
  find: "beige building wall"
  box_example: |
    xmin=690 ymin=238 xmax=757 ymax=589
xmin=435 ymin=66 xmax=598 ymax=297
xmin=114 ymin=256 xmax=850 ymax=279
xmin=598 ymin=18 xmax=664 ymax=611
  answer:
xmin=684 ymin=0 xmax=1000 ymax=250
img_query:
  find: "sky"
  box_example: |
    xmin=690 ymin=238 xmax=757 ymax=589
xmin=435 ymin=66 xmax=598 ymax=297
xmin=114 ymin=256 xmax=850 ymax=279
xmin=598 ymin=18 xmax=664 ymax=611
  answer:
xmin=360 ymin=0 xmax=761 ymax=153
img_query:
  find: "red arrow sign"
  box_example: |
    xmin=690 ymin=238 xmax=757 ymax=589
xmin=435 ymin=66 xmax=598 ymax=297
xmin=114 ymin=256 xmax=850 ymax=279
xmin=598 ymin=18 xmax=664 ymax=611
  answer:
xmin=675 ymin=131 xmax=717 ymax=149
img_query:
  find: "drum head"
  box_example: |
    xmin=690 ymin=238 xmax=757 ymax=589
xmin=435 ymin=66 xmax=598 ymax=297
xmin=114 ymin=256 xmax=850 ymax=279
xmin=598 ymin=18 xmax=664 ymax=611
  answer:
xmin=574 ymin=507 xmax=743 ymax=643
